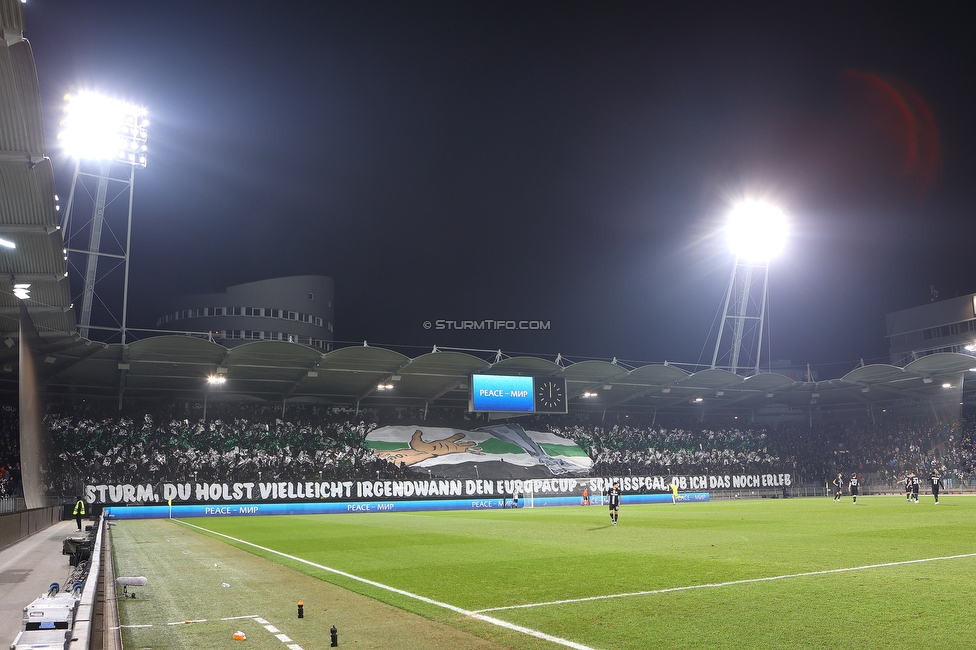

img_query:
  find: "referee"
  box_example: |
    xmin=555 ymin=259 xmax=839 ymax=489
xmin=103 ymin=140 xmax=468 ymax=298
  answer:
xmin=604 ymin=480 xmax=622 ymax=526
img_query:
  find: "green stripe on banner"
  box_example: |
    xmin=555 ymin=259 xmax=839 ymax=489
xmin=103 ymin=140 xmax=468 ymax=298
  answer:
xmin=476 ymin=439 xmax=528 ymax=454
xmin=364 ymin=441 xmax=409 ymax=451
xmin=539 ymin=443 xmax=589 ymax=457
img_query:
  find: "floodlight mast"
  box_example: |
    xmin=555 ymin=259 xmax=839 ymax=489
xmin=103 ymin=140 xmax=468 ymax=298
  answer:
xmin=709 ymin=201 xmax=786 ymax=375
xmin=58 ymin=92 xmax=148 ymax=345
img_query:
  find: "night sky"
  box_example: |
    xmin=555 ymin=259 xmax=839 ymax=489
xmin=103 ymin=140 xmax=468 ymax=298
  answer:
xmin=24 ymin=2 xmax=976 ymax=374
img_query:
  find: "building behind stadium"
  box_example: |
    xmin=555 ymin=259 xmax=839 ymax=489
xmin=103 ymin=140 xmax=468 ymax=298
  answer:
xmin=887 ymin=291 xmax=976 ymax=365
xmin=156 ymin=275 xmax=334 ymax=350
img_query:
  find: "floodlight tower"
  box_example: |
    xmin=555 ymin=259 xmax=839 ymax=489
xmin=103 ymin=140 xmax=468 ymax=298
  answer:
xmin=710 ymin=200 xmax=787 ymax=375
xmin=58 ymin=91 xmax=148 ymax=344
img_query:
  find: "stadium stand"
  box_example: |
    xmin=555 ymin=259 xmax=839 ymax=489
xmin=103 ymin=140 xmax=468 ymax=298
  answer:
xmin=8 ymin=400 xmax=968 ymax=497
xmin=0 ymin=407 xmax=19 ymax=500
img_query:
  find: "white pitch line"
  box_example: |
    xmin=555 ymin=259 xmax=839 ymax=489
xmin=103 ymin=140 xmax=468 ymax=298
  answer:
xmin=152 ymin=614 xmax=304 ymax=650
xmin=177 ymin=520 xmax=597 ymax=650
xmin=167 ymin=618 xmax=207 ymax=625
xmin=473 ymin=551 xmax=976 ymax=614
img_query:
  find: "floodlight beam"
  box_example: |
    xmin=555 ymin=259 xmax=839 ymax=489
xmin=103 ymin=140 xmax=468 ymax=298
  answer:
xmin=710 ymin=200 xmax=787 ymax=375
xmin=59 ymin=91 xmax=148 ymax=344
xmin=59 ymin=92 xmax=148 ymax=167
xmin=725 ymin=200 xmax=787 ymax=261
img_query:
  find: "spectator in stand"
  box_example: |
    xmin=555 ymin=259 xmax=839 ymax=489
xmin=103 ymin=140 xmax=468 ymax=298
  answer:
xmin=30 ymin=399 xmax=976 ymax=495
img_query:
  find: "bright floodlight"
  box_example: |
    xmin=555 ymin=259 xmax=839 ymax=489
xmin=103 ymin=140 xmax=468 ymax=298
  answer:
xmin=58 ymin=92 xmax=149 ymax=167
xmin=725 ymin=200 xmax=787 ymax=262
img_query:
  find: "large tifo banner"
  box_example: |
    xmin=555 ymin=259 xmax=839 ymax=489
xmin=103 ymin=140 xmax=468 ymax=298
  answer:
xmin=364 ymin=423 xmax=593 ymax=478
xmin=86 ymin=472 xmax=794 ymax=505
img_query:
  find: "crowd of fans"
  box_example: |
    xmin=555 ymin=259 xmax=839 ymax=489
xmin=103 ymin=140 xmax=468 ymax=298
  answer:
xmin=1 ymin=399 xmax=976 ymax=499
xmin=538 ymin=416 xmax=779 ymax=475
xmin=45 ymin=402 xmax=412 ymax=493
xmin=0 ymin=406 xmax=20 ymax=498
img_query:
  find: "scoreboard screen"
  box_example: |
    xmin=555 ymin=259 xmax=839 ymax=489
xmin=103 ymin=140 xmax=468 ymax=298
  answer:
xmin=469 ymin=374 xmax=567 ymax=413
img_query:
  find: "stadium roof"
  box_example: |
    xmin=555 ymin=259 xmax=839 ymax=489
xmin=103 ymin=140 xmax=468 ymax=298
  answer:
xmin=0 ymin=3 xmax=76 ymax=341
xmin=1 ymin=334 xmax=974 ymax=420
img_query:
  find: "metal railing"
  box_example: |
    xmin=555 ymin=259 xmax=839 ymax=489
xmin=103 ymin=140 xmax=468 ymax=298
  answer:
xmin=0 ymin=496 xmax=73 ymax=514
xmin=0 ymin=496 xmax=26 ymax=514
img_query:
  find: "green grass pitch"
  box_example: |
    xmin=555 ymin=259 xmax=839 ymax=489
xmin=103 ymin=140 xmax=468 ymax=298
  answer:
xmin=113 ymin=495 xmax=976 ymax=649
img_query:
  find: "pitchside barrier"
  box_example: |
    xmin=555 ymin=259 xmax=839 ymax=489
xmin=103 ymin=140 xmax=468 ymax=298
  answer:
xmin=89 ymin=472 xmax=791 ymax=506
xmin=92 ymin=472 xmax=798 ymax=518
xmin=104 ymin=491 xmax=711 ymax=519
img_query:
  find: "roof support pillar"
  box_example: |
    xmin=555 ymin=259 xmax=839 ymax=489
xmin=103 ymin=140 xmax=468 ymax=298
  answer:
xmin=117 ymin=345 xmax=130 ymax=411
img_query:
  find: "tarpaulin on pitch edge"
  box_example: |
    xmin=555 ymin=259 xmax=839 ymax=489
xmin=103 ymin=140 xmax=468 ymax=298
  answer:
xmin=365 ymin=423 xmax=593 ymax=478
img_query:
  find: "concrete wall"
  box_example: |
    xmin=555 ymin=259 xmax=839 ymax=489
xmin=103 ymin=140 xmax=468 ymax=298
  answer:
xmin=0 ymin=506 xmax=61 ymax=551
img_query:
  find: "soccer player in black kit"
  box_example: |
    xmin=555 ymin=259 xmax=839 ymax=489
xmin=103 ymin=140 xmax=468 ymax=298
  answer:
xmin=832 ymin=473 xmax=843 ymax=501
xmin=930 ymin=470 xmax=943 ymax=504
xmin=605 ymin=480 xmax=622 ymax=525
xmin=848 ymin=473 xmax=859 ymax=504
xmin=911 ymin=473 xmax=920 ymax=503
xmin=904 ymin=473 xmax=912 ymax=502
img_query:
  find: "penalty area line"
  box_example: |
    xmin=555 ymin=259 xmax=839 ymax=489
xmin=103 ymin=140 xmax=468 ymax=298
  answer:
xmin=175 ymin=519 xmax=597 ymax=650
xmin=473 ymin=551 xmax=976 ymax=614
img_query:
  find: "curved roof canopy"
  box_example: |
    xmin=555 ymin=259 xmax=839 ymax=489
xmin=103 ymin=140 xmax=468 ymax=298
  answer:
xmin=2 ymin=335 xmax=972 ymax=420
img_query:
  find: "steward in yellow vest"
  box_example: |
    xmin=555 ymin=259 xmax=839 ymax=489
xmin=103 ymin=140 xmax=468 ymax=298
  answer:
xmin=73 ymin=498 xmax=86 ymax=531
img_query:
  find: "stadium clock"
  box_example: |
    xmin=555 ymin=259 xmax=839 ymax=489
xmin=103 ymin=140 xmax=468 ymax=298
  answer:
xmin=534 ymin=378 xmax=566 ymax=413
